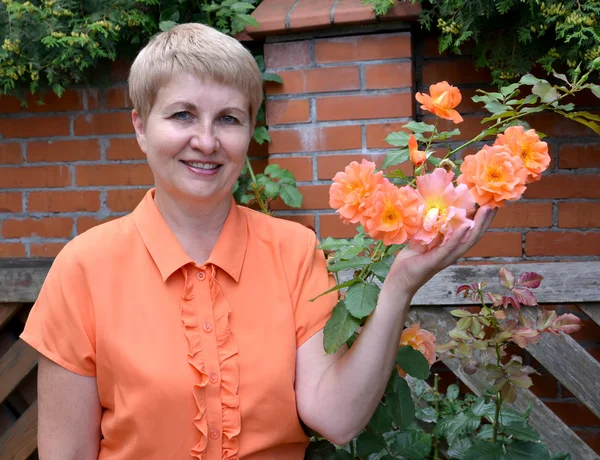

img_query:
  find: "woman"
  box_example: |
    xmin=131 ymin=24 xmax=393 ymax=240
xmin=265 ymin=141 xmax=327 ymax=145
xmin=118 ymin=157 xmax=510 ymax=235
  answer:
xmin=21 ymin=23 xmax=494 ymax=459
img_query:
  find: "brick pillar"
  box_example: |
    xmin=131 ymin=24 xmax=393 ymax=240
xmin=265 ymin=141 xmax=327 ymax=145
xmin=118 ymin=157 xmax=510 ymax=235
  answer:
xmin=264 ymin=32 xmax=414 ymax=239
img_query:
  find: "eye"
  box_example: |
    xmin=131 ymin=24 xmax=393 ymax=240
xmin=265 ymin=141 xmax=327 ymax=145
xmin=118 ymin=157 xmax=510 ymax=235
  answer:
xmin=220 ymin=115 xmax=239 ymax=125
xmin=172 ymin=111 xmax=192 ymax=121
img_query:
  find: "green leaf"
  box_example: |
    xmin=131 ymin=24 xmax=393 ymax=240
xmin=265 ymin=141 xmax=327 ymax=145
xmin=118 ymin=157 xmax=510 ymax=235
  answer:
xmin=404 ymin=121 xmax=435 ymax=134
xmin=505 ymin=440 xmax=551 ymax=459
xmin=305 ymin=440 xmax=337 ymax=459
xmin=327 ymin=256 xmax=372 ymax=273
xmin=345 ymin=282 xmax=379 ymax=318
xmin=484 ymin=100 xmax=508 ymax=114
xmin=371 ymin=255 xmax=395 ymax=280
xmin=253 ymin=126 xmax=271 ymax=144
xmin=450 ymin=309 xmax=472 ymax=318
xmin=396 ymin=345 xmax=431 ymax=380
xmin=159 ymin=20 xmax=177 ymax=31
xmin=235 ymin=13 xmax=259 ymax=28
xmin=385 ymin=131 xmax=410 ymax=147
xmin=262 ymin=72 xmax=283 ymax=84
xmin=357 ymin=430 xmax=387 ymax=457
xmin=383 ymin=148 xmax=409 ymax=168
xmin=309 ymin=278 xmax=359 ymax=302
xmin=448 ymin=437 xmax=473 ymax=459
xmin=264 ymin=181 xmax=280 ymax=199
xmin=333 ymin=451 xmax=353 ymax=460
xmin=589 ymin=84 xmax=600 ymax=99
xmin=391 ymin=430 xmax=432 ymax=459
xmin=416 ymin=406 xmax=437 ymax=423
xmin=471 ymin=398 xmax=495 ymax=417
xmin=500 ymin=83 xmax=520 ymax=96
xmin=427 ymin=155 xmax=442 ymax=166
xmin=550 ymin=454 xmax=571 ymax=460
xmin=447 ymin=384 xmax=459 ymax=401
xmin=318 ymin=237 xmax=351 ymax=251
xmin=231 ymin=2 xmax=255 ymax=12
xmin=502 ymin=422 xmax=541 ymax=442
xmin=279 ymin=184 xmax=302 ymax=208
xmin=464 ymin=440 xmax=504 ymax=460
xmin=388 ymin=378 xmax=415 ymax=429
xmin=436 ymin=413 xmax=481 ymax=446
xmin=434 ymin=128 xmax=461 ymax=140
xmin=532 ymin=81 xmax=560 ymax=103
xmin=368 ymin=403 xmax=394 ymax=434
xmin=520 ymin=74 xmax=541 ymax=86
xmin=323 ymin=301 xmax=360 ymax=354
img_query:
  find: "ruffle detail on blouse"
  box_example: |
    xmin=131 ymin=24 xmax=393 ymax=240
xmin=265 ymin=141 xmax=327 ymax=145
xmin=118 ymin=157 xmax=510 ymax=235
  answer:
xmin=180 ymin=265 xmax=241 ymax=460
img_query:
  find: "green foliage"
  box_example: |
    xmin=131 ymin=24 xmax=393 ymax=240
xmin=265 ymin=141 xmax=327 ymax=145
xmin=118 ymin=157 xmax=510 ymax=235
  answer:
xmin=363 ymin=0 xmax=600 ymax=84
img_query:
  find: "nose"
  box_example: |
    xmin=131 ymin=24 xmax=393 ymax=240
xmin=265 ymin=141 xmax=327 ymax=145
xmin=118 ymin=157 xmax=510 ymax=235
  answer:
xmin=189 ymin=120 xmax=219 ymax=155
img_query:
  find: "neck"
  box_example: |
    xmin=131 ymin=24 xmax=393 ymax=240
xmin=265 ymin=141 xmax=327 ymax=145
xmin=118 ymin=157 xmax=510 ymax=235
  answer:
xmin=153 ymin=189 xmax=232 ymax=265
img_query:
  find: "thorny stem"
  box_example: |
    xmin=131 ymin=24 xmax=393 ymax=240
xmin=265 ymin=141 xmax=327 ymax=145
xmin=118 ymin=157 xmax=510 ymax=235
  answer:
xmin=492 ymin=334 xmax=503 ymax=443
xmin=350 ymin=439 xmax=356 ymax=458
xmin=433 ymin=373 xmax=441 ymax=460
xmin=245 ymin=157 xmax=270 ymax=215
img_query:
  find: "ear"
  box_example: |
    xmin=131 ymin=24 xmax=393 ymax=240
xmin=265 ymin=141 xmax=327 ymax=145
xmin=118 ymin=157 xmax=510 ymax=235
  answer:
xmin=131 ymin=109 xmax=148 ymax=153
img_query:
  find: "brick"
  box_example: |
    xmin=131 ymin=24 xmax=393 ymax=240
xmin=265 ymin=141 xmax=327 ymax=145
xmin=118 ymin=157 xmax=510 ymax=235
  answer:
xmin=74 ymin=112 xmax=134 ymax=135
xmin=0 ymin=143 xmax=22 ymax=164
xmin=2 ymin=217 xmax=73 ymax=239
xmin=271 ymin=184 xmax=330 ymax=210
xmin=558 ymin=202 xmax=600 ymax=228
xmin=332 ymin=0 xmax=376 ymax=25
xmin=0 ymin=95 xmax=22 ymax=114
xmin=27 ymin=139 xmax=101 ymax=162
xmin=365 ymin=62 xmax=412 ymax=89
xmin=76 ymin=164 xmax=153 ymax=186
xmin=249 ymin=158 xmax=268 ymax=174
xmin=28 ymin=191 xmax=101 ymax=213
xmin=0 ymin=116 xmax=70 ymax=138
xmin=314 ymin=32 xmax=411 ymax=63
xmin=25 ymin=89 xmax=86 ymax=112
xmin=423 ymin=116 xmax=492 ymax=142
xmin=245 ymin=0 xmax=295 ymax=35
xmin=109 ymin=58 xmax=131 ymax=83
xmin=107 ymin=189 xmax=149 ymax=212
xmin=0 ymin=243 xmax=26 ymax=257
xmin=104 ymin=86 xmax=133 ymax=109
xmin=0 ymin=166 xmax=71 ymax=188
xmin=575 ymin=431 xmax=600 ymax=456
xmin=316 ymin=93 xmax=412 ymax=121
xmin=276 ymin=214 xmax=316 ymax=230
xmin=30 ymin=243 xmax=66 ymax=258
xmin=320 ymin=213 xmax=358 ymax=238
xmin=366 ymin=123 xmax=410 ymax=149
xmin=266 ymin=67 xmax=360 ymax=95
xmin=529 ymin=112 xmax=597 ymax=138
xmin=106 ymin=138 xmax=145 ymax=160
xmin=569 ymin=316 xmax=600 ymax=343
xmin=77 ymin=216 xmax=120 ymax=234
xmin=421 ymin=60 xmax=491 ymax=86
xmin=268 ymin=157 xmax=312 ymax=181
xmin=526 ymin=231 xmax=600 ymax=256
xmin=266 ymin=99 xmax=310 ymax=125
xmin=490 ymin=202 xmax=553 ymax=229
xmin=464 ymin=232 xmax=522 ymax=258
xmin=248 ymin=139 xmax=269 ymax=158
xmin=525 ymin=174 xmax=600 ymax=199
xmin=529 ymin=372 xmax=559 ymax=399
xmin=265 ymin=41 xmax=310 ymax=69
xmin=269 ymin=125 xmax=361 ymax=153
xmin=0 ymin=192 xmax=22 ymax=213
xmin=545 ymin=401 xmax=600 ymax=427
xmin=289 ymin=0 xmax=335 ymax=31
xmin=317 ymin=153 xmax=407 ymax=180
xmin=87 ymin=89 xmax=101 ymax=110
xmin=559 ymin=143 xmax=600 ymax=169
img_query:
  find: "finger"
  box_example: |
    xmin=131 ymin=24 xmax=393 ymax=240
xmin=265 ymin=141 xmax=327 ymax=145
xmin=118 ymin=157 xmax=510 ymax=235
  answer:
xmin=462 ymin=206 xmax=496 ymax=245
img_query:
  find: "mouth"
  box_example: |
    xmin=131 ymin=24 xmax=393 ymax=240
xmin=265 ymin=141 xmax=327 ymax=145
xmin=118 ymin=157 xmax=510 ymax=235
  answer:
xmin=180 ymin=160 xmax=222 ymax=173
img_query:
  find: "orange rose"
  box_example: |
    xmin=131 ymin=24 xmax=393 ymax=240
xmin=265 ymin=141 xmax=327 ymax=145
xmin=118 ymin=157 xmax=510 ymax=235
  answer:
xmin=408 ymin=134 xmax=426 ymax=167
xmin=397 ymin=323 xmax=436 ymax=377
xmin=457 ymin=144 xmax=529 ymax=208
xmin=415 ymin=81 xmax=463 ymax=124
xmin=329 ymin=159 xmax=385 ymax=224
xmin=494 ymin=126 xmax=550 ymax=183
xmin=363 ymin=181 xmax=422 ymax=245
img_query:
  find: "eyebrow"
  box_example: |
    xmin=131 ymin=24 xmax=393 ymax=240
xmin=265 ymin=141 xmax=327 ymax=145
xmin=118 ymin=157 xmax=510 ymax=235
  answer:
xmin=164 ymin=101 xmax=247 ymax=115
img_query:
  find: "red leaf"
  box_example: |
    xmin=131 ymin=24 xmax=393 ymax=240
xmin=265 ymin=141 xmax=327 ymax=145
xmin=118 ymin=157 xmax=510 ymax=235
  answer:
xmin=456 ymin=284 xmax=471 ymax=298
xmin=512 ymin=287 xmax=538 ymax=307
xmin=551 ymin=313 xmax=582 ymax=335
xmin=510 ymin=328 xmax=542 ymax=348
xmin=517 ymin=272 xmax=544 ymax=289
xmin=503 ymin=294 xmax=521 ymax=310
xmin=499 ymin=267 xmax=515 ymax=289
xmin=536 ymin=310 xmax=557 ymax=331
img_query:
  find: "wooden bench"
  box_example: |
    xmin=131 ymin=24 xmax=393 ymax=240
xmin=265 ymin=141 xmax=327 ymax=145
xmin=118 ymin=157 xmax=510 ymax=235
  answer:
xmin=0 ymin=259 xmax=598 ymax=459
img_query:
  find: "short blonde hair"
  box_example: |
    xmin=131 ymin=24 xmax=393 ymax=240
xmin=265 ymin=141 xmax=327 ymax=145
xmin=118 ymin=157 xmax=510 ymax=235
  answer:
xmin=128 ymin=23 xmax=263 ymax=121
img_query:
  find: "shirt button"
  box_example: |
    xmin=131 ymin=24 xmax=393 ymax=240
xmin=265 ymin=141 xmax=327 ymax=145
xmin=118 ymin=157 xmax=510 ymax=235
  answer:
xmin=196 ymin=271 xmax=206 ymax=281
xmin=210 ymin=428 xmax=220 ymax=440
xmin=203 ymin=322 xmax=213 ymax=333
xmin=209 ymin=372 xmax=219 ymax=384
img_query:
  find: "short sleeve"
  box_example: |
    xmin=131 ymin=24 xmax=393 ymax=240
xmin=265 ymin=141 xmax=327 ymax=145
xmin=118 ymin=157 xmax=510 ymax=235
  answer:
xmin=292 ymin=231 xmax=338 ymax=347
xmin=20 ymin=244 xmax=96 ymax=377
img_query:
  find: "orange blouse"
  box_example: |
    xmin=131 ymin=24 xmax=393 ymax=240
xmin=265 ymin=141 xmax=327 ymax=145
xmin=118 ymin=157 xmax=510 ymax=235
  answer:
xmin=21 ymin=189 xmax=337 ymax=460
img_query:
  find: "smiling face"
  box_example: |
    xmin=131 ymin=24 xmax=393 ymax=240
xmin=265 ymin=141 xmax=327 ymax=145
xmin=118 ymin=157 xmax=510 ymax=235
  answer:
xmin=132 ymin=72 xmax=253 ymax=211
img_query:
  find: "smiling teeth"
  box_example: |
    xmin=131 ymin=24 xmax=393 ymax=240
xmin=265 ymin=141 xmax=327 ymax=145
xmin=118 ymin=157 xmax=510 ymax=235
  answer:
xmin=186 ymin=162 xmax=219 ymax=170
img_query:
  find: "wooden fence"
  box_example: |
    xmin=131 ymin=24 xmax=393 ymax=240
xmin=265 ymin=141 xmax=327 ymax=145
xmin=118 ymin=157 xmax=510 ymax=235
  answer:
xmin=0 ymin=259 xmax=598 ymax=459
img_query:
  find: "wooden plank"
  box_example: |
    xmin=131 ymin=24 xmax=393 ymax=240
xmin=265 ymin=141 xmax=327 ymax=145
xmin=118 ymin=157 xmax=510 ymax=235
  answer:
xmin=522 ymin=307 xmax=600 ymax=419
xmin=0 ymin=304 xmax=22 ymax=330
xmin=579 ymin=304 xmax=600 ymax=327
xmin=0 ymin=401 xmax=37 ymax=460
xmin=0 ymin=340 xmax=38 ymax=405
xmin=0 ymin=263 xmax=49 ymax=303
xmin=408 ymin=307 xmax=599 ymax=459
